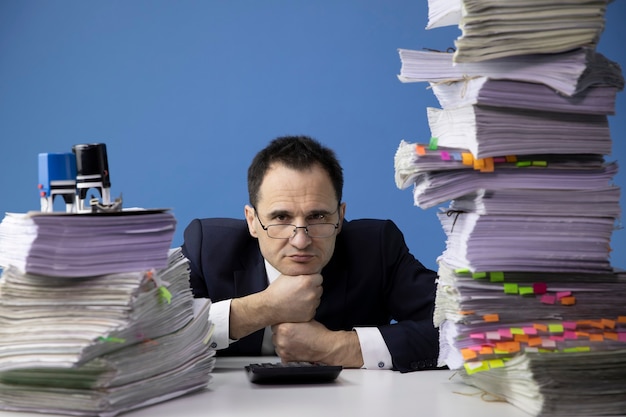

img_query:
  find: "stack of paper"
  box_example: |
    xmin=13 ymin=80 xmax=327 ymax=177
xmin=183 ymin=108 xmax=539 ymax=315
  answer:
xmin=0 ymin=210 xmax=177 ymax=277
xmin=425 ymin=0 xmax=610 ymax=63
xmin=0 ymin=210 xmax=216 ymax=416
xmin=397 ymin=47 xmax=624 ymax=97
xmin=395 ymin=1 xmax=625 ymax=416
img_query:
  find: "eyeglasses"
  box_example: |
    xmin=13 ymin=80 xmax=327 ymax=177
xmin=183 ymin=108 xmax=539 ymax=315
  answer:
xmin=254 ymin=209 xmax=340 ymax=239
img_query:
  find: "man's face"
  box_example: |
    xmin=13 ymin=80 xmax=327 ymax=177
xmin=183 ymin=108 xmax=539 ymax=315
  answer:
xmin=245 ymin=162 xmax=345 ymax=276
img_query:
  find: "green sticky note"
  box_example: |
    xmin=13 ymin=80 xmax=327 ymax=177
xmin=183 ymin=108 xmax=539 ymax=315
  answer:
xmin=548 ymin=323 xmax=564 ymax=333
xmin=464 ymin=361 xmax=489 ymax=375
xmin=455 ymin=268 xmax=471 ymax=275
xmin=510 ymin=327 xmax=524 ymax=335
xmin=504 ymin=283 xmax=518 ymax=294
xmin=472 ymin=272 xmax=487 ymax=279
xmin=158 ymin=286 xmax=173 ymax=304
xmin=98 ymin=336 xmax=126 ymax=344
xmin=490 ymin=271 xmax=504 ymax=282
xmin=429 ymin=137 xmax=438 ymax=150
xmin=532 ymin=161 xmax=547 ymax=167
xmin=519 ymin=286 xmax=534 ymax=296
xmin=488 ymin=359 xmax=505 ymax=369
xmin=516 ymin=161 xmax=532 ymax=167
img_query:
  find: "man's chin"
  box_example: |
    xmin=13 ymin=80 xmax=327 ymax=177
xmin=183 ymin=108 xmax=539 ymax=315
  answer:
xmin=279 ymin=262 xmax=322 ymax=276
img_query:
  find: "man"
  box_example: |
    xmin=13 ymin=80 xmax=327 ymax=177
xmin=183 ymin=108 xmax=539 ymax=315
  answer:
xmin=182 ymin=135 xmax=439 ymax=372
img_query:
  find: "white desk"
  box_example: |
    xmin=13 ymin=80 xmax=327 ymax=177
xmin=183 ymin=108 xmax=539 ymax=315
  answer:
xmin=0 ymin=357 xmax=529 ymax=417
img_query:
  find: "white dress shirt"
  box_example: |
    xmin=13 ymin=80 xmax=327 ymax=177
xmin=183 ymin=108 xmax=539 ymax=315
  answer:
xmin=200 ymin=260 xmax=392 ymax=369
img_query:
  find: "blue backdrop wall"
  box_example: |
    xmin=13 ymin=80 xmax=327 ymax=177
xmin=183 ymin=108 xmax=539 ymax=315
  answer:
xmin=1 ymin=0 xmax=625 ymax=270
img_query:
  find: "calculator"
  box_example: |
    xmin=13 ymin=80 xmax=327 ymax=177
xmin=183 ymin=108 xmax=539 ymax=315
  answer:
xmin=244 ymin=361 xmax=343 ymax=384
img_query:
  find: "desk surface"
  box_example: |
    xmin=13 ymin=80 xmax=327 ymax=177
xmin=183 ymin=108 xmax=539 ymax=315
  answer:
xmin=0 ymin=357 xmax=529 ymax=417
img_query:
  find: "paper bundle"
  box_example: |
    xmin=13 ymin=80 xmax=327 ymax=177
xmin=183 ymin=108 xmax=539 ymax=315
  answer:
xmin=0 ymin=210 xmax=216 ymax=416
xmin=394 ymin=1 xmax=625 ymax=415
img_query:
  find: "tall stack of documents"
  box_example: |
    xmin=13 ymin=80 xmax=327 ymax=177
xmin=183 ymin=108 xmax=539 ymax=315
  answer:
xmin=395 ymin=1 xmax=626 ymax=415
xmin=0 ymin=211 xmax=216 ymax=416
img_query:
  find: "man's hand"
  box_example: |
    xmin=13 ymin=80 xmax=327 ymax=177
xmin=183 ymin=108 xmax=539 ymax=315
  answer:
xmin=271 ymin=320 xmax=364 ymax=369
xmin=264 ymin=274 xmax=323 ymax=323
xmin=229 ymin=273 xmax=322 ymax=340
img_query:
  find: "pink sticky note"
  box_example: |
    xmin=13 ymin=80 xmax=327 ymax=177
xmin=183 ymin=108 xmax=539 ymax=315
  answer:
xmin=470 ymin=333 xmax=485 ymax=340
xmin=564 ymin=331 xmax=578 ymax=340
xmin=498 ymin=328 xmax=512 ymax=339
xmin=556 ymin=291 xmax=571 ymax=299
xmin=541 ymin=295 xmax=556 ymax=304
xmin=440 ymin=151 xmax=451 ymax=160
xmin=523 ymin=326 xmax=537 ymax=335
xmin=563 ymin=321 xmax=577 ymax=330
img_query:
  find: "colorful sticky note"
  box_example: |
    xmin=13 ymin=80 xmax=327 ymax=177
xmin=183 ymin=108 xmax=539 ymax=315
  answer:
xmin=479 ymin=346 xmax=494 ymax=355
xmin=498 ymin=328 xmax=513 ymax=339
xmin=504 ymin=283 xmax=518 ymax=294
xmin=440 ymin=150 xmax=451 ymax=160
xmin=601 ymin=318 xmax=616 ymax=329
xmin=485 ymin=331 xmax=501 ymax=340
xmin=533 ymin=282 xmax=547 ymax=295
xmin=548 ymin=324 xmax=564 ymax=333
xmin=560 ymin=296 xmax=576 ymax=305
xmin=484 ymin=314 xmax=500 ymax=323
xmin=464 ymin=361 xmax=489 ymax=375
xmin=556 ymin=291 xmax=572 ymax=299
xmin=472 ymin=271 xmax=487 ymax=279
xmin=562 ymin=321 xmax=577 ymax=330
xmin=415 ymin=144 xmax=426 ymax=155
xmin=541 ymin=294 xmax=556 ymax=305
xmin=519 ymin=286 xmax=534 ymax=296
xmin=428 ymin=137 xmax=438 ymax=150
xmin=461 ymin=152 xmax=474 ymax=166
xmin=523 ymin=326 xmax=537 ymax=335
xmin=461 ymin=348 xmax=478 ymax=360
xmin=488 ymin=359 xmax=505 ymax=369
xmin=589 ymin=334 xmax=604 ymax=342
xmin=489 ymin=271 xmax=504 ymax=282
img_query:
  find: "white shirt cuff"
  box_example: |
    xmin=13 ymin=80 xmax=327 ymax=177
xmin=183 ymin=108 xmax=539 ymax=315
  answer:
xmin=354 ymin=327 xmax=393 ymax=370
xmin=201 ymin=298 xmax=234 ymax=350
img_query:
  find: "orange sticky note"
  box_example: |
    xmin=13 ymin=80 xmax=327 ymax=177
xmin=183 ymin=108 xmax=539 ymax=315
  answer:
xmin=481 ymin=157 xmax=494 ymax=172
xmin=483 ymin=314 xmax=500 ymax=322
xmin=514 ymin=334 xmax=529 ymax=343
xmin=461 ymin=152 xmax=474 ymax=166
xmin=416 ymin=144 xmax=426 ymax=155
xmin=505 ymin=155 xmax=517 ymax=162
xmin=461 ymin=348 xmax=478 ymax=360
xmin=601 ymin=318 xmax=616 ymax=329
xmin=528 ymin=337 xmax=542 ymax=347
xmin=534 ymin=323 xmax=548 ymax=332
xmin=589 ymin=334 xmax=604 ymax=342
xmin=560 ymin=296 xmax=576 ymax=305
xmin=479 ymin=346 xmax=494 ymax=355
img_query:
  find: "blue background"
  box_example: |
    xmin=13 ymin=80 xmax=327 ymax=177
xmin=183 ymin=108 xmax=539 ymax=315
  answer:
xmin=1 ymin=1 xmax=625 ymax=270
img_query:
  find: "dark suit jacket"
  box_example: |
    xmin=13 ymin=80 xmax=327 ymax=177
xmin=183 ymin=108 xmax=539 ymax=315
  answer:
xmin=181 ymin=217 xmax=440 ymax=372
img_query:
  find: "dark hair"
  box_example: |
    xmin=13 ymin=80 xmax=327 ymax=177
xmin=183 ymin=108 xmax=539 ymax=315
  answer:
xmin=248 ymin=135 xmax=344 ymax=207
